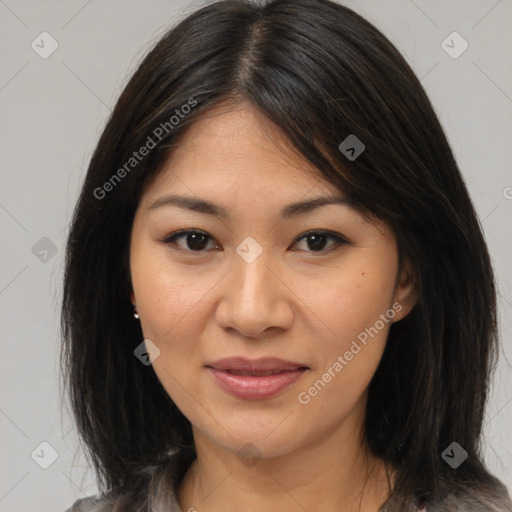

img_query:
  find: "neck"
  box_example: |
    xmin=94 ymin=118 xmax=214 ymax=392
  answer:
xmin=178 ymin=406 xmax=393 ymax=512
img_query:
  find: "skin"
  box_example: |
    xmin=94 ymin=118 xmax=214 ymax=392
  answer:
xmin=129 ymin=100 xmax=416 ymax=512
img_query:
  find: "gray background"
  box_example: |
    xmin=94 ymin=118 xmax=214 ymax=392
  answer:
xmin=0 ymin=0 xmax=511 ymax=510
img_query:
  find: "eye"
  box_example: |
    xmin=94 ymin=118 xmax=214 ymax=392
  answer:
xmin=292 ymin=230 xmax=348 ymax=253
xmin=161 ymin=230 xmax=220 ymax=252
xmin=160 ymin=229 xmax=348 ymax=254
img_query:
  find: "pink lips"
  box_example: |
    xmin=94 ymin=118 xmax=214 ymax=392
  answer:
xmin=206 ymin=357 xmax=308 ymax=400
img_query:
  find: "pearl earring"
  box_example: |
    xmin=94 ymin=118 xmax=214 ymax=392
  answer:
xmin=134 ymin=312 xmax=140 ymax=319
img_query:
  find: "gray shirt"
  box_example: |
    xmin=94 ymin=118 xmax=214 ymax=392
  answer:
xmin=64 ymin=492 xmax=183 ymax=512
xmin=65 ymin=490 xmax=512 ymax=512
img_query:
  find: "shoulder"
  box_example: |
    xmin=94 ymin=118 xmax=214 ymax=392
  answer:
xmin=64 ymin=495 xmax=114 ymax=512
xmin=426 ymin=483 xmax=512 ymax=512
xmin=64 ymin=489 xmax=184 ymax=512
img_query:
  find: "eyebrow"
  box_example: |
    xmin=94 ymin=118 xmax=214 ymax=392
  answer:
xmin=147 ymin=194 xmax=350 ymax=220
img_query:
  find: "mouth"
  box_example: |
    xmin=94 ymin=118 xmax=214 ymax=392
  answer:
xmin=206 ymin=356 xmax=308 ymax=372
xmin=218 ymin=369 xmax=304 ymax=376
xmin=205 ymin=357 xmax=309 ymax=400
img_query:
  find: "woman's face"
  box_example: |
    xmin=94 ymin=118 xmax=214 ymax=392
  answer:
xmin=129 ymin=100 xmax=414 ymax=460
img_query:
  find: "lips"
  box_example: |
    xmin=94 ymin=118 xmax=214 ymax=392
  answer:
xmin=207 ymin=357 xmax=307 ymax=373
xmin=206 ymin=357 xmax=309 ymax=400
xmin=223 ymin=369 xmax=289 ymax=376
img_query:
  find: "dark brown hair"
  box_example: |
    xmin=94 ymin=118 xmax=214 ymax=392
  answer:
xmin=60 ymin=0 xmax=512 ymax=510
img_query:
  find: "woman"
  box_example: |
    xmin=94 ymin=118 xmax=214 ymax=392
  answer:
xmin=61 ymin=0 xmax=512 ymax=510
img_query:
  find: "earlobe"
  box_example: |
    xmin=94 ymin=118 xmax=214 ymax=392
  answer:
xmin=130 ymin=291 xmax=140 ymax=319
xmin=392 ymin=264 xmax=418 ymax=322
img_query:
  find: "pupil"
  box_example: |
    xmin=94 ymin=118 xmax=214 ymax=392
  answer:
xmin=188 ymin=233 xmax=208 ymax=250
xmin=185 ymin=233 xmax=328 ymax=251
xmin=308 ymin=234 xmax=326 ymax=251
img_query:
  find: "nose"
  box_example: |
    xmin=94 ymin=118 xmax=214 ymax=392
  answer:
xmin=215 ymin=248 xmax=294 ymax=339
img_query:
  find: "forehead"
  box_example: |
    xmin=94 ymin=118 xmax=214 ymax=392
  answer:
xmin=140 ymin=100 xmax=339 ymax=205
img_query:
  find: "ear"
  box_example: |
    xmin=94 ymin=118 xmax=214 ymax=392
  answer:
xmin=392 ymin=261 xmax=418 ymax=323
xmin=130 ymin=291 xmax=136 ymax=308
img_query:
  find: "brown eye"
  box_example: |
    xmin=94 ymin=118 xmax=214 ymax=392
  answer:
xmin=163 ymin=230 xmax=218 ymax=252
xmin=292 ymin=231 xmax=348 ymax=254
xmin=161 ymin=229 xmax=348 ymax=255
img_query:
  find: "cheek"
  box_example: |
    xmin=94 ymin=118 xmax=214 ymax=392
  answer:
xmin=295 ymin=269 xmax=395 ymax=419
xmin=302 ymin=262 xmax=396 ymax=344
xmin=296 ymin=258 xmax=398 ymax=400
xmin=131 ymin=242 xmax=211 ymax=340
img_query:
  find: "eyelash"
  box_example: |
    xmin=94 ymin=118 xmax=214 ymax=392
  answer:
xmin=160 ymin=229 xmax=349 ymax=256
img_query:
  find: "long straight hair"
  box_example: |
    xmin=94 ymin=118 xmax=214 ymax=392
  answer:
xmin=60 ymin=0 xmax=512 ymax=510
